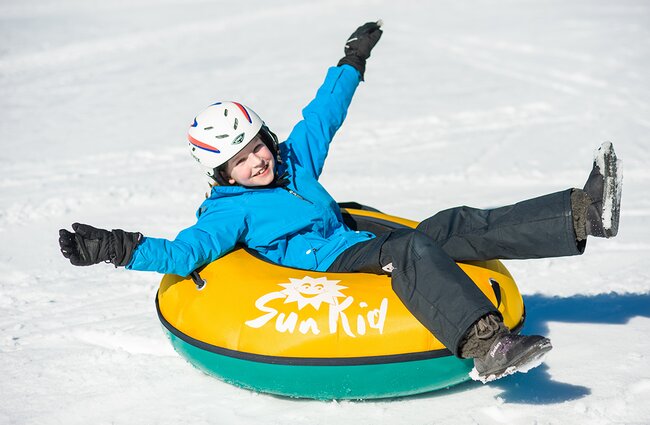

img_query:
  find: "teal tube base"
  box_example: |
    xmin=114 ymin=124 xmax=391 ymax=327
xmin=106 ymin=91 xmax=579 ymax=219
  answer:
xmin=165 ymin=330 xmax=474 ymax=400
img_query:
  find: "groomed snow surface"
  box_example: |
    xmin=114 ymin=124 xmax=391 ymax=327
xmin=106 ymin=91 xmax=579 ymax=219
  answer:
xmin=2 ymin=0 xmax=649 ymax=424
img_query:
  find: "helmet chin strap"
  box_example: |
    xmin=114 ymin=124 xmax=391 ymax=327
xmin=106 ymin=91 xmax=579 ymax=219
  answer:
xmin=209 ymin=166 xmax=229 ymax=186
xmin=260 ymin=125 xmax=282 ymax=166
xmin=272 ymin=170 xmax=290 ymax=188
xmin=260 ymin=126 xmax=290 ymax=188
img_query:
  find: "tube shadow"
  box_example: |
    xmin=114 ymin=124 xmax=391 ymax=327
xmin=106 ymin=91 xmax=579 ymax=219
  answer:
xmin=492 ymin=291 xmax=650 ymax=404
xmin=521 ymin=292 xmax=650 ymax=335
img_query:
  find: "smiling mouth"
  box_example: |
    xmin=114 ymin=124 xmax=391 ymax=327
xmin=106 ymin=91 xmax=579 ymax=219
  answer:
xmin=253 ymin=162 xmax=269 ymax=177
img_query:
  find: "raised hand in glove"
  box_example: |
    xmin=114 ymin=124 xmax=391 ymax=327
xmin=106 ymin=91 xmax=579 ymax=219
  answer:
xmin=337 ymin=20 xmax=383 ymax=80
xmin=59 ymin=223 xmax=142 ymax=267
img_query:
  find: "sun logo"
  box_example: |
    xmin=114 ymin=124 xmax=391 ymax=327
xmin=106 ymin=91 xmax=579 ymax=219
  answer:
xmin=278 ymin=276 xmax=347 ymax=310
xmin=246 ymin=276 xmax=389 ymax=337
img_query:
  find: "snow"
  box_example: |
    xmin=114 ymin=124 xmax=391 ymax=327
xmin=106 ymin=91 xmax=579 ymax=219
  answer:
xmin=1 ymin=0 xmax=650 ymax=423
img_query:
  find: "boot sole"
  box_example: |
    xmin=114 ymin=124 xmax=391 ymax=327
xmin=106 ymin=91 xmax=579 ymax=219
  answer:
xmin=595 ymin=142 xmax=622 ymax=237
xmin=470 ymin=339 xmax=553 ymax=383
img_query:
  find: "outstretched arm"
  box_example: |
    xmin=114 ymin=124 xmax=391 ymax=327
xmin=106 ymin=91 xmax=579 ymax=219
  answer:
xmin=284 ymin=21 xmax=383 ymax=179
xmin=125 ymin=222 xmax=241 ymax=276
xmin=59 ymin=205 xmax=246 ymax=277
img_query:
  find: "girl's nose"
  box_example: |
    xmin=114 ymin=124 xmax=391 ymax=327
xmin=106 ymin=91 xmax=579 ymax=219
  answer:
xmin=248 ymin=152 xmax=264 ymax=168
xmin=250 ymin=152 xmax=264 ymax=167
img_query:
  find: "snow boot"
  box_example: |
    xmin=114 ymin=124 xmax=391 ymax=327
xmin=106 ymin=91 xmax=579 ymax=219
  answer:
xmin=459 ymin=314 xmax=552 ymax=383
xmin=470 ymin=333 xmax=553 ymax=383
xmin=459 ymin=314 xmax=508 ymax=359
xmin=582 ymin=142 xmax=622 ymax=238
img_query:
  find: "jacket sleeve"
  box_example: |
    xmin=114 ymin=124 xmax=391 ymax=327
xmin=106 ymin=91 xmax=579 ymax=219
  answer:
xmin=125 ymin=204 xmax=246 ymax=277
xmin=284 ymin=64 xmax=361 ymax=179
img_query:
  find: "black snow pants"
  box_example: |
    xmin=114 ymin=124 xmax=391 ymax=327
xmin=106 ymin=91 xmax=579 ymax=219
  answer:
xmin=327 ymin=189 xmax=585 ymax=357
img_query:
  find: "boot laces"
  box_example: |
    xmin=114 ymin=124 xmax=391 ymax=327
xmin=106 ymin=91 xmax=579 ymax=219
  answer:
xmin=474 ymin=314 xmax=502 ymax=340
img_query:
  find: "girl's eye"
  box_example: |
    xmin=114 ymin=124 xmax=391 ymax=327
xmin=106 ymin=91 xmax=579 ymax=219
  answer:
xmin=253 ymin=143 xmax=264 ymax=152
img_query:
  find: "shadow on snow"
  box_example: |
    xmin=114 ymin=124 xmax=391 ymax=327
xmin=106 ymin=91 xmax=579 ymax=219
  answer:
xmin=399 ymin=292 xmax=650 ymax=405
xmin=521 ymin=291 xmax=650 ymax=335
xmin=489 ymin=291 xmax=650 ymax=404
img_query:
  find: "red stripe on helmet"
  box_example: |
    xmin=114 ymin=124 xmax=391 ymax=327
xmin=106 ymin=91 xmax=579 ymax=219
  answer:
xmin=188 ymin=134 xmax=220 ymax=153
xmin=232 ymin=102 xmax=253 ymax=123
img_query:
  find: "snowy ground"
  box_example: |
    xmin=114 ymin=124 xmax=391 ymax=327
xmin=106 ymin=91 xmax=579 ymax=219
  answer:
xmin=2 ymin=0 xmax=650 ymax=423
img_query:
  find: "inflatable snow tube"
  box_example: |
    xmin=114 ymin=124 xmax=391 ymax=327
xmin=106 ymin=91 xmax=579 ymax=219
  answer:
xmin=156 ymin=207 xmax=526 ymax=399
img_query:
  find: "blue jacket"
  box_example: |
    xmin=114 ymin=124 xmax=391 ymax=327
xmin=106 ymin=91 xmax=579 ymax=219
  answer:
xmin=127 ymin=65 xmax=375 ymax=276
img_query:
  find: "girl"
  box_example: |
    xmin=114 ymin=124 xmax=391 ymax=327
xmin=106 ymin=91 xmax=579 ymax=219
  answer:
xmin=59 ymin=22 xmax=622 ymax=383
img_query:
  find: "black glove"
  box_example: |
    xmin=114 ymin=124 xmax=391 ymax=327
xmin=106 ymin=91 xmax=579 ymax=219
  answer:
xmin=59 ymin=223 xmax=142 ymax=267
xmin=337 ymin=20 xmax=383 ymax=80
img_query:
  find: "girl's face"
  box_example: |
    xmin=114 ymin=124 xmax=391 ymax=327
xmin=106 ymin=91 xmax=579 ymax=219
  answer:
xmin=223 ymin=136 xmax=275 ymax=187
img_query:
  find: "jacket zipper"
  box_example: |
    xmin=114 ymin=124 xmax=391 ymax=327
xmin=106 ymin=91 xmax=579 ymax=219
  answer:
xmin=283 ymin=187 xmax=314 ymax=205
xmin=282 ymin=186 xmax=318 ymax=262
xmin=282 ymin=152 xmax=314 ymax=205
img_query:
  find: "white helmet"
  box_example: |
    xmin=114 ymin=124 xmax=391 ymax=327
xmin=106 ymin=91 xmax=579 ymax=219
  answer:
xmin=188 ymin=101 xmax=264 ymax=177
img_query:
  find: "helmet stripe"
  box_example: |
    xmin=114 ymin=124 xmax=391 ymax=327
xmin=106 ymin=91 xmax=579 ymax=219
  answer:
xmin=232 ymin=102 xmax=253 ymax=123
xmin=188 ymin=134 xmax=221 ymax=153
